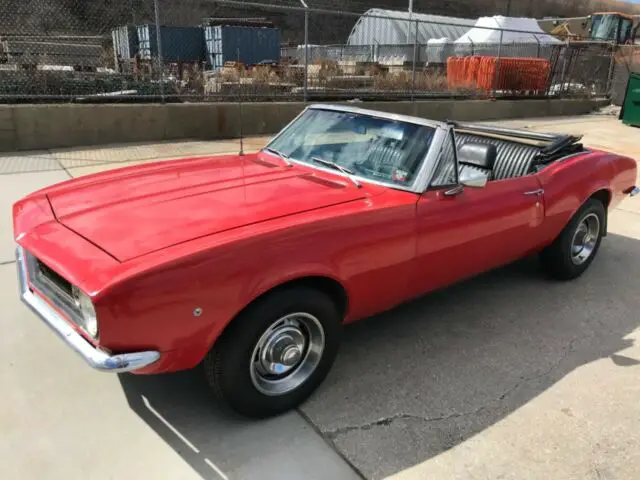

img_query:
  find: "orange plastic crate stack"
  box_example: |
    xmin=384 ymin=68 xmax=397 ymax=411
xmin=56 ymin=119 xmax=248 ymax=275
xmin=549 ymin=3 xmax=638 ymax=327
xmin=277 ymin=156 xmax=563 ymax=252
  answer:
xmin=447 ymin=56 xmax=482 ymax=89
xmin=447 ymin=56 xmax=550 ymax=93
xmin=479 ymin=57 xmax=550 ymax=92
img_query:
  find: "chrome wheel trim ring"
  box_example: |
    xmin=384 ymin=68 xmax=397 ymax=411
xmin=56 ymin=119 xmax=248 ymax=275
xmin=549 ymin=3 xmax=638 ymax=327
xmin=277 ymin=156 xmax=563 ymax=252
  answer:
xmin=249 ymin=312 xmax=325 ymax=397
xmin=571 ymin=212 xmax=600 ymax=265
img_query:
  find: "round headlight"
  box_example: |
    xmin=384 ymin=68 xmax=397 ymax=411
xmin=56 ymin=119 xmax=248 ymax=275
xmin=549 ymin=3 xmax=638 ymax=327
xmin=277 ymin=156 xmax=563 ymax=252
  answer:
xmin=73 ymin=286 xmax=98 ymax=338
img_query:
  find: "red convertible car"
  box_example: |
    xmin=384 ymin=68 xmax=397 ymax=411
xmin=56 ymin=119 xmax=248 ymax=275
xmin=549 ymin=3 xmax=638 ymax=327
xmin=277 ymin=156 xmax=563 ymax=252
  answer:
xmin=13 ymin=105 xmax=639 ymax=418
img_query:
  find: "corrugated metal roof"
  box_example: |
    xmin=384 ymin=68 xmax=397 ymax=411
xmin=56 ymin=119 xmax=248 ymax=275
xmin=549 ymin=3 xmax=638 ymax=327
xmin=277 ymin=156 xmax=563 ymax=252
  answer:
xmin=347 ymin=8 xmax=476 ymax=46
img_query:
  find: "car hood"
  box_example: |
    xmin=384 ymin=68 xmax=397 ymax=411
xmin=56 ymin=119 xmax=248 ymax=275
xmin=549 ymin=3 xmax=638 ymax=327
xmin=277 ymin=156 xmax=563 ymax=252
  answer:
xmin=46 ymin=153 xmax=370 ymax=262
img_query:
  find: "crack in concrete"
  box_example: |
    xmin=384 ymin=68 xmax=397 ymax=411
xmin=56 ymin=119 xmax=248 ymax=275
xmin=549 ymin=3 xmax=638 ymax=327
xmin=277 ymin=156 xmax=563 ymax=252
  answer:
xmin=325 ymin=408 xmax=488 ymax=439
xmin=594 ymin=466 xmax=603 ymax=480
xmin=326 ymin=334 xmax=591 ymax=439
xmin=494 ymin=334 xmax=588 ymax=403
xmin=53 ymin=156 xmax=73 ymax=178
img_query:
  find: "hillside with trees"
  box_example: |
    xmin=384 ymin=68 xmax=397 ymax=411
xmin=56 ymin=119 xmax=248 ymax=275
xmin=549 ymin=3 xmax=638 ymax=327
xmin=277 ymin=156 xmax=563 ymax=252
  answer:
xmin=2 ymin=0 xmax=639 ymax=44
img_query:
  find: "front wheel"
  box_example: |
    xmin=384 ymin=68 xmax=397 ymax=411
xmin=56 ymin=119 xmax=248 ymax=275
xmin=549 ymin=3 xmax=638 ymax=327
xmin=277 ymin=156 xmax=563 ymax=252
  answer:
xmin=539 ymin=198 xmax=606 ymax=280
xmin=203 ymin=287 xmax=342 ymax=418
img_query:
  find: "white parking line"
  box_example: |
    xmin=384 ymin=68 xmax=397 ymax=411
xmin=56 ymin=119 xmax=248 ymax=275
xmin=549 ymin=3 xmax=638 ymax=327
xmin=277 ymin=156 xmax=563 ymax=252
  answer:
xmin=141 ymin=394 xmax=200 ymax=454
xmin=204 ymin=458 xmax=229 ymax=480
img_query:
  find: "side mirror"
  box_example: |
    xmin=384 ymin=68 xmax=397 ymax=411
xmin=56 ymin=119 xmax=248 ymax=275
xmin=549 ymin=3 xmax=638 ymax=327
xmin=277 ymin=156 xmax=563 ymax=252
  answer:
xmin=460 ymin=169 xmax=488 ymax=188
xmin=443 ymin=170 xmax=488 ymax=196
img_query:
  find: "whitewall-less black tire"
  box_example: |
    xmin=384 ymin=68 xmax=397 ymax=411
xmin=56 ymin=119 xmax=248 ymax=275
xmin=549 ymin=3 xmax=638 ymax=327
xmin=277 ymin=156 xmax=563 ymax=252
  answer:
xmin=203 ymin=287 xmax=342 ymax=418
xmin=539 ymin=198 xmax=606 ymax=280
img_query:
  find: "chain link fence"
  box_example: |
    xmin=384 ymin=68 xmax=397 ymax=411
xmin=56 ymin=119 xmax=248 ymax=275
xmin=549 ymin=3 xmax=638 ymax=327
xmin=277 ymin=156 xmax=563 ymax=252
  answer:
xmin=0 ymin=0 xmax=618 ymax=102
xmin=609 ymin=45 xmax=640 ymax=106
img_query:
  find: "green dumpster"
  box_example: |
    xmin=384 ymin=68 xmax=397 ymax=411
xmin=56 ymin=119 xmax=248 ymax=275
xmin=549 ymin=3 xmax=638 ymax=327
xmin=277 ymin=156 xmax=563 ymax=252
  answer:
xmin=620 ymin=72 xmax=640 ymax=127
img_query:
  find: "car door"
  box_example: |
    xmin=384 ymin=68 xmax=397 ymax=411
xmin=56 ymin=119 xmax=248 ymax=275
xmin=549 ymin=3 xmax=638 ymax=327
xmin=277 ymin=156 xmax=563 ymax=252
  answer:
xmin=412 ymin=127 xmax=545 ymax=296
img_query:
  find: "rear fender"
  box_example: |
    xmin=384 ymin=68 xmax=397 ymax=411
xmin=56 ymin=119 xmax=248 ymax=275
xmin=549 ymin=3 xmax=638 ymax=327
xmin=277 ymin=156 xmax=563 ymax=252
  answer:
xmin=536 ymin=151 xmax=617 ymax=244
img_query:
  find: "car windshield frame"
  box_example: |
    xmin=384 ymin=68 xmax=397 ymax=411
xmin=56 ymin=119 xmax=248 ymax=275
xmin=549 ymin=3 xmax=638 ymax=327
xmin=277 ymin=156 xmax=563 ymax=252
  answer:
xmin=262 ymin=105 xmax=444 ymax=193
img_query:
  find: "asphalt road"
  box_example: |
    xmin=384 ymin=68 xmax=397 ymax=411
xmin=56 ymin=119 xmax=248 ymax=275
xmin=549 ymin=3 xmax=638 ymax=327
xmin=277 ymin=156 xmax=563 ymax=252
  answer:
xmin=1 ymin=111 xmax=639 ymax=480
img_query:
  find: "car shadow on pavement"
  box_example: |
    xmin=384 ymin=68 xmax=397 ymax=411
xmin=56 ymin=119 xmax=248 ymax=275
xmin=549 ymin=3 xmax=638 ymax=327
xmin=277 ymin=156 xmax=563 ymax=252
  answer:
xmin=300 ymin=232 xmax=640 ymax=478
xmin=119 ymin=368 xmax=235 ymax=479
xmin=118 ymin=364 xmax=361 ymax=480
xmin=118 ymin=233 xmax=640 ymax=480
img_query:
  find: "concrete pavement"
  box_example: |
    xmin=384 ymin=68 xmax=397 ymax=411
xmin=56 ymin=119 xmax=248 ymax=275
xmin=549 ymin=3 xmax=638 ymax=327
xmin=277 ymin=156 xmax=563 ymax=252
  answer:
xmin=0 ymin=264 xmax=358 ymax=479
xmin=1 ymin=109 xmax=639 ymax=480
xmin=0 ymin=135 xmax=359 ymax=480
xmin=299 ymin=110 xmax=640 ymax=479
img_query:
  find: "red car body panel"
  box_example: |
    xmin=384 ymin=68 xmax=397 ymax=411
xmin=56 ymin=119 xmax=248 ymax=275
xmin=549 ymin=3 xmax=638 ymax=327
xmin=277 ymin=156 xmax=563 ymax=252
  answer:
xmin=13 ymin=145 xmax=637 ymax=374
xmin=47 ymin=153 xmax=372 ymax=261
xmin=414 ymin=174 xmax=545 ymax=296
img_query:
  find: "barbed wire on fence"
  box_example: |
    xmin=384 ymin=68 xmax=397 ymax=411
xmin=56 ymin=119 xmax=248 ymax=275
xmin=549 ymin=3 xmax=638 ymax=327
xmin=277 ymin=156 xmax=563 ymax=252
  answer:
xmin=0 ymin=0 xmax=634 ymax=102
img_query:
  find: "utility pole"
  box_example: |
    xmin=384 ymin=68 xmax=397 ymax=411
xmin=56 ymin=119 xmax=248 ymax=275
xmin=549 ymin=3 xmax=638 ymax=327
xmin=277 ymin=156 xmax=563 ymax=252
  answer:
xmin=505 ymin=0 xmax=512 ymax=17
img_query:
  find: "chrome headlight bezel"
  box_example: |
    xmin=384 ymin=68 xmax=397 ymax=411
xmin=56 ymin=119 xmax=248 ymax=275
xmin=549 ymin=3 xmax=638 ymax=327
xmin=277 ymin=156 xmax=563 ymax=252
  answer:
xmin=72 ymin=286 xmax=98 ymax=339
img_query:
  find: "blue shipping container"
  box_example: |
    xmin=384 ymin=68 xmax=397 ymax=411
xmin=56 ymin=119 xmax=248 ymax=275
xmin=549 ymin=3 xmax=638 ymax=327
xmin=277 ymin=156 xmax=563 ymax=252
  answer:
xmin=137 ymin=25 xmax=205 ymax=63
xmin=112 ymin=26 xmax=138 ymax=60
xmin=204 ymin=26 xmax=281 ymax=70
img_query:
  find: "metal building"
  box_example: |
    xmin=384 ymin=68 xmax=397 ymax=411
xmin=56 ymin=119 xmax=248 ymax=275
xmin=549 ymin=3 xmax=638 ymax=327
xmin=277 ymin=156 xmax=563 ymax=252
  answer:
xmin=347 ymin=8 xmax=476 ymax=46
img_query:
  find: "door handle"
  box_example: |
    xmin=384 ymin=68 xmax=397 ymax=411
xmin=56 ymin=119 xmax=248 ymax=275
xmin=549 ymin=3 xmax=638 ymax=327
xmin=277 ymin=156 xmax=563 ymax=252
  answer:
xmin=524 ymin=189 xmax=544 ymax=196
xmin=444 ymin=185 xmax=464 ymax=196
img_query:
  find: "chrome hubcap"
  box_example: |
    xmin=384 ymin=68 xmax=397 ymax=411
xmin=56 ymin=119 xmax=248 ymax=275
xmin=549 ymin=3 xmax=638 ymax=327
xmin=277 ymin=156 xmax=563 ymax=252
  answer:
xmin=250 ymin=313 xmax=325 ymax=396
xmin=259 ymin=326 xmax=305 ymax=375
xmin=571 ymin=213 xmax=600 ymax=265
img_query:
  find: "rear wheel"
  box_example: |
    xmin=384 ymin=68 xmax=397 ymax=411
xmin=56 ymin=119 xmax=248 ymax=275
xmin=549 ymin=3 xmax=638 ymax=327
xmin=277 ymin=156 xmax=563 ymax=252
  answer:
xmin=203 ymin=287 xmax=342 ymax=418
xmin=539 ymin=198 xmax=606 ymax=280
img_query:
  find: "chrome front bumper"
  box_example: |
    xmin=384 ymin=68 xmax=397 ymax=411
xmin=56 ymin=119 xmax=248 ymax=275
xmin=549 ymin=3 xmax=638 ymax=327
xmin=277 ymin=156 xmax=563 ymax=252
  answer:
xmin=16 ymin=246 xmax=160 ymax=373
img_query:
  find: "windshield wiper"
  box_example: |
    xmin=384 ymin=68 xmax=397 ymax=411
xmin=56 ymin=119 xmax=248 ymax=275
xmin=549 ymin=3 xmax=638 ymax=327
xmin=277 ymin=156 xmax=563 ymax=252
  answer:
xmin=263 ymin=147 xmax=293 ymax=167
xmin=312 ymin=157 xmax=361 ymax=188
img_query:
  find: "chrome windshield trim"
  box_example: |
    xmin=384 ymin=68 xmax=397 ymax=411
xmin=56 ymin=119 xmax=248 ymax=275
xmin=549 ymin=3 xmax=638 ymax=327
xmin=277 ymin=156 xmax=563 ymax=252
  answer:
xmin=16 ymin=246 xmax=160 ymax=373
xmin=413 ymin=124 xmax=451 ymax=193
xmin=263 ymin=104 xmax=444 ymax=194
xmin=306 ymin=103 xmax=442 ymax=129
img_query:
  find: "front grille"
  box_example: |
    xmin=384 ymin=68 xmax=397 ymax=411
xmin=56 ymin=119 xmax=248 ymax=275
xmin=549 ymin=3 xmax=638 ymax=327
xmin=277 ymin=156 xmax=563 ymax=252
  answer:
xmin=24 ymin=250 xmax=83 ymax=327
xmin=36 ymin=261 xmax=73 ymax=298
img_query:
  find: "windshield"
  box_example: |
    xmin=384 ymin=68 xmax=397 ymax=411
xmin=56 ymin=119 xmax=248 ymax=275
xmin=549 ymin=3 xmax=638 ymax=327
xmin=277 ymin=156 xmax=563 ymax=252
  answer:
xmin=590 ymin=15 xmax=619 ymax=41
xmin=265 ymin=108 xmax=436 ymax=188
xmin=620 ymin=18 xmax=633 ymax=43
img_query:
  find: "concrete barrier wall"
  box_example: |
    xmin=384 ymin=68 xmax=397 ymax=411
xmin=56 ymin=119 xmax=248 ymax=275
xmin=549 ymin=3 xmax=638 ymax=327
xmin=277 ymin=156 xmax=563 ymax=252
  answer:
xmin=0 ymin=98 xmax=608 ymax=152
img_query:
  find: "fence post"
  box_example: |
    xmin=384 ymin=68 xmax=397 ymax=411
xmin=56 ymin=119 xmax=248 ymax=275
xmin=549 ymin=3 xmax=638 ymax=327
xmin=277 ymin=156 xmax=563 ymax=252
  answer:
xmin=559 ymin=39 xmax=569 ymax=95
xmin=153 ymin=0 xmax=165 ymax=103
xmin=606 ymin=41 xmax=616 ymax=96
xmin=493 ymin=28 xmax=504 ymax=96
xmin=302 ymin=1 xmax=309 ymax=103
xmin=411 ymin=20 xmax=418 ymax=101
xmin=237 ymin=47 xmax=244 ymax=155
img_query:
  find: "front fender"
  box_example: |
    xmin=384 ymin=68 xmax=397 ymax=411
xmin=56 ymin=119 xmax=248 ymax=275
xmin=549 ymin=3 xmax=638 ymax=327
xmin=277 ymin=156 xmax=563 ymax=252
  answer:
xmin=238 ymin=262 xmax=346 ymax=314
